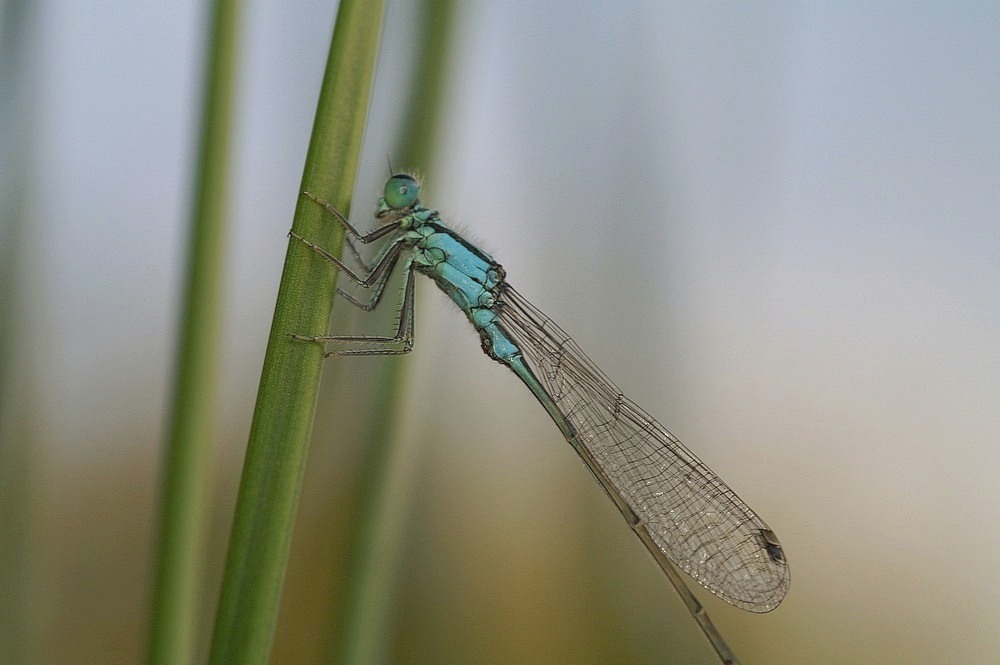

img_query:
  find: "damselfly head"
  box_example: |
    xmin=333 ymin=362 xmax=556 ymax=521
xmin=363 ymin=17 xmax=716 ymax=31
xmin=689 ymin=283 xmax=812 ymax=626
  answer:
xmin=384 ymin=173 xmax=421 ymax=210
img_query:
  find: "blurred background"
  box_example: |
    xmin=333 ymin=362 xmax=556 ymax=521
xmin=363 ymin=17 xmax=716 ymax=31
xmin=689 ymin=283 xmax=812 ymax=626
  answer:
xmin=2 ymin=1 xmax=999 ymax=664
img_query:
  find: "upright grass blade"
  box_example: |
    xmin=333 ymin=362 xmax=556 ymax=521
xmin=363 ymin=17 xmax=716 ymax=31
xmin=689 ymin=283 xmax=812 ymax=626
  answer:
xmin=393 ymin=0 xmax=457 ymax=167
xmin=208 ymin=2 xmax=385 ymax=664
xmin=328 ymin=3 xmax=457 ymax=663
xmin=0 ymin=2 xmax=40 ymax=663
xmin=148 ymin=1 xmax=241 ymax=663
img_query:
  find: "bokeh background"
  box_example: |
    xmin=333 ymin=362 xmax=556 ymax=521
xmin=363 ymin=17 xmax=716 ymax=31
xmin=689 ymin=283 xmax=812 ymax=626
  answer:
xmin=1 ymin=2 xmax=999 ymax=664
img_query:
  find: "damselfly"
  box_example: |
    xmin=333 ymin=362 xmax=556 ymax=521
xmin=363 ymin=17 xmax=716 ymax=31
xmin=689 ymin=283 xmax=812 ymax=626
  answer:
xmin=291 ymin=174 xmax=790 ymax=664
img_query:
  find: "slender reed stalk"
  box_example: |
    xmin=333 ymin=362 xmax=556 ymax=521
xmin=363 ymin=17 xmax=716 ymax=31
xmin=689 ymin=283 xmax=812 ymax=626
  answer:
xmin=328 ymin=4 xmax=457 ymax=663
xmin=208 ymin=2 xmax=385 ymax=663
xmin=148 ymin=1 xmax=241 ymax=663
xmin=0 ymin=2 xmax=41 ymax=663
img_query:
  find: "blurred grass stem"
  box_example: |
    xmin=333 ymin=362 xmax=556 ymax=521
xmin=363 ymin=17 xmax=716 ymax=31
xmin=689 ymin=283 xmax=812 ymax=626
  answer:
xmin=329 ymin=3 xmax=457 ymax=663
xmin=148 ymin=1 xmax=241 ymax=663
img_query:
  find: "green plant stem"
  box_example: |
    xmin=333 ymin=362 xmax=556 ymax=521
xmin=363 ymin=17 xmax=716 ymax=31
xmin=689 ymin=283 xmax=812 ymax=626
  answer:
xmin=148 ymin=1 xmax=241 ymax=663
xmin=207 ymin=2 xmax=385 ymax=664
xmin=329 ymin=3 xmax=457 ymax=662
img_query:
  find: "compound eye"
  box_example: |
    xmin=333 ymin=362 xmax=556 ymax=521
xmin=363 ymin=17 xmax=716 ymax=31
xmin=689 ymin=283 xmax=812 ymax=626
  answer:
xmin=384 ymin=174 xmax=420 ymax=209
